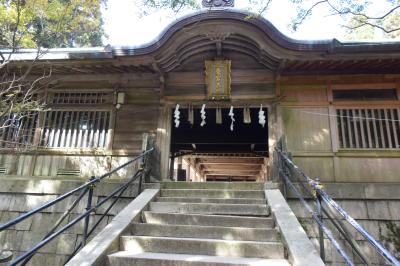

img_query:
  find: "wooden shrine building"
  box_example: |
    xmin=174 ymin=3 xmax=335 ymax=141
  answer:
xmin=2 ymin=9 xmax=400 ymax=184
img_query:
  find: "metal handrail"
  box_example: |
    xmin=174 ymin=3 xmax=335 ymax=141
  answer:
xmin=279 ymin=168 xmax=355 ymax=265
xmin=0 ymin=148 xmax=154 ymax=266
xmin=0 ymin=148 xmax=153 ymax=232
xmin=277 ymin=150 xmax=370 ymax=265
xmin=276 ymin=148 xmax=400 ymax=266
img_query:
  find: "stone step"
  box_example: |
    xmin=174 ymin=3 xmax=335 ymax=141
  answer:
xmin=120 ymin=236 xmax=285 ymax=259
xmin=149 ymin=202 xmax=270 ymax=216
xmin=142 ymin=211 xmax=275 ymax=228
xmin=156 ymin=197 xmax=266 ymax=204
xmin=131 ymin=223 xmax=279 ymax=242
xmin=108 ymin=251 xmax=291 ymax=266
xmin=161 ymin=181 xmax=265 ymax=190
xmin=160 ymin=189 xmax=265 ymax=199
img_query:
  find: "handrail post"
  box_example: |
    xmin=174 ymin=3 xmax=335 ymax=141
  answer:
xmin=82 ymin=176 xmax=95 ymax=246
xmin=138 ymin=153 xmax=146 ymax=194
xmin=169 ymin=154 xmax=175 ymax=181
xmin=280 ymin=152 xmax=288 ymax=199
xmin=315 ymin=178 xmax=325 ymax=262
xmin=138 ymin=166 xmax=144 ymax=195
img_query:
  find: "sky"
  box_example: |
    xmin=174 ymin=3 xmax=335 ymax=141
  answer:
xmin=101 ymin=0 xmax=391 ymax=46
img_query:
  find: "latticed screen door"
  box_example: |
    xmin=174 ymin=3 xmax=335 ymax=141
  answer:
xmin=41 ymin=91 xmax=113 ymax=149
xmin=336 ymin=108 xmax=400 ymax=149
xmin=40 ymin=110 xmax=111 ymax=148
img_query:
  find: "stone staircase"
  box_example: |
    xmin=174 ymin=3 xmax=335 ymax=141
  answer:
xmin=107 ymin=182 xmax=291 ymax=266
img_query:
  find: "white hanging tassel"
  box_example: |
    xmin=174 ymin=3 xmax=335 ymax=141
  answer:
xmin=216 ymin=107 xmax=222 ymax=124
xmin=243 ymin=107 xmax=251 ymax=124
xmin=228 ymin=106 xmax=235 ymax=131
xmin=200 ymin=104 xmax=206 ymax=127
xmin=174 ymin=104 xmax=180 ymax=128
xmin=258 ymin=104 xmax=266 ymax=128
xmin=188 ymin=104 xmax=194 ymax=125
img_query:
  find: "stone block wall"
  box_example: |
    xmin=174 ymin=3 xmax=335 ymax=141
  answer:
xmin=287 ymin=182 xmax=400 ymax=266
xmin=0 ymin=177 xmax=158 ymax=266
xmin=0 ymin=153 xmax=144 ymax=179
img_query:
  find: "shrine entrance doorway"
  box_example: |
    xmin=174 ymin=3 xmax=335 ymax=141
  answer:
xmin=169 ymin=106 xmax=269 ymax=182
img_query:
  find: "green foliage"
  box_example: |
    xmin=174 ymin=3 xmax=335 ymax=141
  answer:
xmin=343 ymin=1 xmax=400 ymax=40
xmin=141 ymin=0 xmax=199 ymax=15
xmin=345 ymin=16 xmax=376 ymax=40
xmin=0 ymin=0 xmax=105 ymax=48
xmin=381 ymin=221 xmax=400 ymax=259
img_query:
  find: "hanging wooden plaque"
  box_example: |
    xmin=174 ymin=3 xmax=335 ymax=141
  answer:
xmin=205 ymin=60 xmax=231 ymax=100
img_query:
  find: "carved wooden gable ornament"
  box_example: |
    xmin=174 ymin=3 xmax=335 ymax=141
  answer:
xmin=205 ymin=60 xmax=231 ymax=100
xmin=202 ymin=0 xmax=234 ymax=7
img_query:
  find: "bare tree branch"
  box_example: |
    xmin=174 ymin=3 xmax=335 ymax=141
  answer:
xmin=340 ymin=4 xmax=400 ymax=20
xmin=9 ymin=0 xmax=22 ymax=58
xmin=290 ymin=0 xmax=400 ymax=35
xmin=292 ymin=0 xmax=328 ymax=30
xmin=257 ymin=0 xmax=273 ymax=16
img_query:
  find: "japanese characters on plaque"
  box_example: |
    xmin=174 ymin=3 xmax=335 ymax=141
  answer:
xmin=205 ymin=60 xmax=231 ymax=101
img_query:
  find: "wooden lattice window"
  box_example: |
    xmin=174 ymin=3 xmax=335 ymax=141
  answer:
xmin=40 ymin=110 xmax=111 ymax=149
xmin=337 ymin=108 xmax=400 ymax=149
xmin=333 ymin=89 xmax=397 ymax=101
xmin=0 ymin=112 xmax=38 ymax=148
xmin=49 ymin=92 xmax=113 ymax=104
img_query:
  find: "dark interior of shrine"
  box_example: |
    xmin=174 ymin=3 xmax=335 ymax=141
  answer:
xmin=170 ymin=107 xmax=268 ymax=156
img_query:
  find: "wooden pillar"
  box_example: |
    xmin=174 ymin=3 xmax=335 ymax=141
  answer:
xmin=328 ymin=81 xmax=339 ymax=182
xmin=106 ymin=109 xmax=116 ymax=150
xmin=169 ymin=155 xmax=175 ymax=181
xmin=176 ymin=156 xmax=183 ymax=181
xmin=327 ymin=81 xmax=339 ymax=152
xmin=177 ymin=157 xmax=182 ymax=170
xmin=268 ymin=102 xmax=283 ymax=181
xmin=156 ymin=105 xmax=172 ymax=180
xmin=29 ymin=111 xmax=45 ymax=176
xmin=185 ymin=159 xmax=191 ymax=181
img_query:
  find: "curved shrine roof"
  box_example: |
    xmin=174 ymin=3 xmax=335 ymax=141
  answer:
xmin=3 ymin=9 xmax=400 ymax=75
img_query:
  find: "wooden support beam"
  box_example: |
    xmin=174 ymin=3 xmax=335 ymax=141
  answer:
xmin=166 ymin=69 xmax=274 ymax=87
xmin=202 ymin=165 xmax=262 ymax=171
xmin=199 ymin=162 xmax=263 ymax=166
xmin=198 ymin=158 xmax=264 ymax=164
xmin=47 ymin=73 xmax=160 ymax=83
xmin=205 ymin=173 xmax=259 ymax=177
xmin=204 ymin=169 xmax=260 ymax=174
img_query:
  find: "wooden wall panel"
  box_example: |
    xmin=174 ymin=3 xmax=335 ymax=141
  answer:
xmin=125 ymin=88 xmax=160 ymax=104
xmin=282 ymin=85 xmax=327 ymax=102
xmin=165 ymin=85 xmax=206 ymax=97
xmin=113 ymin=105 xmax=159 ymax=151
xmin=282 ymin=107 xmax=332 ymax=152
xmin=112 ymin=87 xmax=160 ymax=152
xmin=231 ymin=84 xmax=275 ymax=99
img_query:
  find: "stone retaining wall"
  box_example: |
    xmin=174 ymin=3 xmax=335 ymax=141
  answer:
xmin=287 ymin=182 xmax=400 ymax=266
xmin=0 ymin=177 xmax=158 ymax=266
